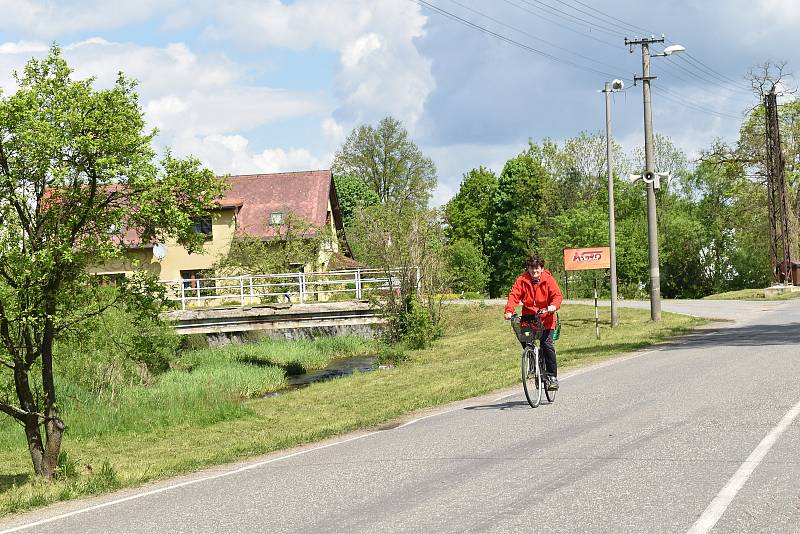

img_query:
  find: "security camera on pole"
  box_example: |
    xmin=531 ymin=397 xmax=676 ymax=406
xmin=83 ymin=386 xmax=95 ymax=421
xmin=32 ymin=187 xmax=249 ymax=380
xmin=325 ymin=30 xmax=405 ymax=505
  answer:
xmin=624 ymin=35 xmax=685 ymax=322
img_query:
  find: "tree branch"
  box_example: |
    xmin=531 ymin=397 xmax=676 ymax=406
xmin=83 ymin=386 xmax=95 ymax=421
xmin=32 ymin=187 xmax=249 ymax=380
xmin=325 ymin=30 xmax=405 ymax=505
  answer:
xmin=0 ymin=400 xmax=41 ymax=423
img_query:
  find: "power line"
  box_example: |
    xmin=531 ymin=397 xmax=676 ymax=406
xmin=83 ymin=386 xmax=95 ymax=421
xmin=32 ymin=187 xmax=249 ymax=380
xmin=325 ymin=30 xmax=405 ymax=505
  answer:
xmin=674 ymin=53 xmax=750 ymax=90
xmin=548 ymin=0 xmax=646 ymax=36
xmin=497 ymin=0 xmax=620 ymax=50
xmin=654 ymin=61 xmax=754 ymax=102
xmin=413 ymin=0 xmax=630 ymax=80
xmin=650 ymin=86 xmax=743 ymax=120
xmin=443 ymin=0 xmax=626 ymax=74
xmin=545 ymin=0 xmax=752 ymax=95
xmin=554 ymin=0 xmax=654 ymax=36
xmin=414 ymin=0 xmax=748 ymax=121
xmin=512 ymin=0 xmax=626 ymax=38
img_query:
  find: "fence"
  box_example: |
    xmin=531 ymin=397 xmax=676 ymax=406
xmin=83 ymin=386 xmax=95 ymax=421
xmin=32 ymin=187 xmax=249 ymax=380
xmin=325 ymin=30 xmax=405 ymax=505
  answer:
xmin=161 ymin=268 xmax=420 ymax=310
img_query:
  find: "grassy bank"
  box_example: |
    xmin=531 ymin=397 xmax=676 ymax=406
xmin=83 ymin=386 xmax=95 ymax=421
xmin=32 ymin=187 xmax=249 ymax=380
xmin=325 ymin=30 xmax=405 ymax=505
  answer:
xmin=0 ymin=304 xmax=704 ymax=516
xmin=703 ymin=288 xmax=800 ymax=300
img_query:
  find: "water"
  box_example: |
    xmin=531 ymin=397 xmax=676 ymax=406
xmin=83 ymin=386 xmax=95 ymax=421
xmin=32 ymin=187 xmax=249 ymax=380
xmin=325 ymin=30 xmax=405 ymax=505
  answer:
xmin=284 ymin=356 xmax=377 ymax=389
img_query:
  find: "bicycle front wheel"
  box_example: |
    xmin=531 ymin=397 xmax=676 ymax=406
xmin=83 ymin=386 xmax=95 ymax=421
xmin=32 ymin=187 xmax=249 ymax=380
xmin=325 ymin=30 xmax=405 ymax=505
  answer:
xmin=543 ymin=354 xmax=556 ymax=403
xmin=521 ymin=346 xmax=542 ymax=408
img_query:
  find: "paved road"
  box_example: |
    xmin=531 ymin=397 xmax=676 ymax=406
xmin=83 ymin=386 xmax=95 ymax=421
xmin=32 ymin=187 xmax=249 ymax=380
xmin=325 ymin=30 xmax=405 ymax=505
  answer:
xmin=2 ymin=299 xmax=799 ymax=533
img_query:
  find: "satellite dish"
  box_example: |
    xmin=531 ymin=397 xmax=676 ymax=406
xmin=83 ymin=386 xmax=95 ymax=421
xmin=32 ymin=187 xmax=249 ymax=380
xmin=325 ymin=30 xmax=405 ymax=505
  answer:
xmin=153 ymin=243 xmax=167 ymax=261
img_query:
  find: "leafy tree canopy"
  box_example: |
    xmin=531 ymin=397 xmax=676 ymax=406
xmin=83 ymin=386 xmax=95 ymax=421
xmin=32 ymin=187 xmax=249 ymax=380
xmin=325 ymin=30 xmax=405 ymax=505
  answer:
xmin=332 ymin=116 xmax=436 ymax=209
xmin=444 ymin=166 xmax=498 ymax=251
xmin=485 ymin=149 xmax=555 ymax=296
xmin=333 ymin=174 xmax=380 ymax=227
xmin=0 ymin=47 xmax=225 ymax=479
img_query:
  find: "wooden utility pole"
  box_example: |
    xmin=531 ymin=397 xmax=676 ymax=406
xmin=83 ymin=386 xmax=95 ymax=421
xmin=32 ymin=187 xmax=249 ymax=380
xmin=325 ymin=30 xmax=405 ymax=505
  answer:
xmin=764 ymin=87 xmax=792 ymax=283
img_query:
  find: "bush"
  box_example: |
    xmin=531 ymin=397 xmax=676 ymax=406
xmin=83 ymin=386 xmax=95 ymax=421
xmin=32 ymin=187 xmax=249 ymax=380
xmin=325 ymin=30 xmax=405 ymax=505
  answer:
xmin=55 ymin=305 xmax=180 ymax=396
xmin=399 ymin=297 xmax=442 ymax=349
xmin=446 ymin=239 xmax=489 ymax=294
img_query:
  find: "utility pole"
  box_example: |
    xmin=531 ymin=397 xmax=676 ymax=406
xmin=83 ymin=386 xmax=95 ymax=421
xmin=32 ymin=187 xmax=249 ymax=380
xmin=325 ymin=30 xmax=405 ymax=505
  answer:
xmin=602 ymin=81 xmax=621 ymax=327
xmin=764 ymin=86 xmax=792 ymax=283
xmin=626 ymin=36 xmax=663 ymax=321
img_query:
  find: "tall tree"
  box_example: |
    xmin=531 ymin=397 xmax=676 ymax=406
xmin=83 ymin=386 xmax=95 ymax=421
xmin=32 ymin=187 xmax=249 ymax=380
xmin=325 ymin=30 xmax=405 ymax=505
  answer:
xmin=444 ymin=166 xmax=498 ymax=252
xmin=0 ymin=48 xmax=224 ymax=479
xmin=333 ymin=174 xmax=380 ymax=227
xmin=332 ymin=117 xmax=436 ymax=209
xmin=485 ymin=149 xmax=555 ymax=297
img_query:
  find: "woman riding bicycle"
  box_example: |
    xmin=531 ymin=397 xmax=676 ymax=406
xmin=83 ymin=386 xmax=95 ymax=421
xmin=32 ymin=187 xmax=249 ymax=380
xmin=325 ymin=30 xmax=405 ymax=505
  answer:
xmin=504 ymin=254 xmax=563 ymax=390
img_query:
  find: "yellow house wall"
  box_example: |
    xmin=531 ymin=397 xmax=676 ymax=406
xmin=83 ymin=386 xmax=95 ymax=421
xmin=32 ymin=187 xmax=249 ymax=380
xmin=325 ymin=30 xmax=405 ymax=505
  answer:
xmin=157 ymin=209 xmax=237 ymax=281
xmin=92 ymin=198 xmax=344 ymax=283
xmin=90 ymin=209 xmax=237 ymax=282
xmin=88 ymin=249 xmax=160 ymax=278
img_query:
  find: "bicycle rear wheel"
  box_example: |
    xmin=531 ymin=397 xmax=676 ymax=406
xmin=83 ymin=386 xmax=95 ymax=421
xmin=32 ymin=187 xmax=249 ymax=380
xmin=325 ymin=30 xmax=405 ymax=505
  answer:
xmin=521 ymin=346 xmax=542 ymax=408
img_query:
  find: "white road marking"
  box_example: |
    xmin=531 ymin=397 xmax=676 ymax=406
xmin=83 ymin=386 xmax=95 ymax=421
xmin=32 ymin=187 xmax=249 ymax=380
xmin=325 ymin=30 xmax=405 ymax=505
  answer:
xmin=0 ymin=431 xmax=379 ymax=534
xmin=0 ymin=341 xmax=687 ymax=532
xmin=686 ymin=396 xmax=800 ymax=534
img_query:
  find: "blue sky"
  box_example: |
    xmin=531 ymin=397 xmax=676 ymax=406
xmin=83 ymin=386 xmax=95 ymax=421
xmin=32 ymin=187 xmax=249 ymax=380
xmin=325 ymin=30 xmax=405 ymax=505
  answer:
xmin=0 ymin=0 xmax=797 ymax=205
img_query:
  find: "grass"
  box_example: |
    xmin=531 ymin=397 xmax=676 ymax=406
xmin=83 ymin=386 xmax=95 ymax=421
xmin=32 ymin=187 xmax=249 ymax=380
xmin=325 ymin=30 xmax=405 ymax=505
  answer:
xmin=703 ymin=288 xmax=800 ymax=300
xmin=0 ymin=304 xmax=704 ymax=517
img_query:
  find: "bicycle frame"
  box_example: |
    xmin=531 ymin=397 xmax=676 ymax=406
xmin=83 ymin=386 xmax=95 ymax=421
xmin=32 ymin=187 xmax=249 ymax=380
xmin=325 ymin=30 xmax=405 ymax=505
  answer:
xmin=510 ymin=312 xmax=550 ymax=407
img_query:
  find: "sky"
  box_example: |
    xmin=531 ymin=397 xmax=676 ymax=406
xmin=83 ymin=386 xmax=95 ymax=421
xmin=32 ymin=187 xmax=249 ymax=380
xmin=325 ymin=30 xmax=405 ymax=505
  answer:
xmin=0 ymin=0 xmax=798 ymax=206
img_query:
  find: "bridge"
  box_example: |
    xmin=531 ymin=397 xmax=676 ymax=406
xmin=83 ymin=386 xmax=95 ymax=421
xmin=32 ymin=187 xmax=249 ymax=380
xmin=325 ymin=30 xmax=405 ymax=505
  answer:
xmin=163 ymin=301 xmax=383 ymax=341
xmin=159 ymin=268 xmax=412 ymax=340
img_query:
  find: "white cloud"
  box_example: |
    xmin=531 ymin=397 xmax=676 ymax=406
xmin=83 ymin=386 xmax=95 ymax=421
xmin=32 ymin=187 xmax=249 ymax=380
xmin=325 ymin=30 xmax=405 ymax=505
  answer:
xmin=0 ymin=37 xmax=331 ymax=176
xmin=341 ymin=34 xmax=382 ymax=69
xmin=207 ymin=0 xmax=435 ymax=133
xmin=0 ymin=0 xmax=177 ymax=37
xmin=174 ymin=134 xmax=324 ymax=176
xmin=754 ymin=0 xmax=800 ymax=23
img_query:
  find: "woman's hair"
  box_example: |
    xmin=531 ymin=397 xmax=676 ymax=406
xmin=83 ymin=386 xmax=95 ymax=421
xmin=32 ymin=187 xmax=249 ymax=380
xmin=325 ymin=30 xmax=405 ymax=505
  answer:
xmin=525 ymin=254 xmax=545 ymax=269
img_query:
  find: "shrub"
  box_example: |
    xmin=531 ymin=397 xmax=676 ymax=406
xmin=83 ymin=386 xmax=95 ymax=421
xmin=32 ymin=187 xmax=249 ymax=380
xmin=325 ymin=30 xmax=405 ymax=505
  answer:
xmin=399 ymin=297 xmax=442 ymax=349
xmin=55 ymin=305 xmax=180 ymax=396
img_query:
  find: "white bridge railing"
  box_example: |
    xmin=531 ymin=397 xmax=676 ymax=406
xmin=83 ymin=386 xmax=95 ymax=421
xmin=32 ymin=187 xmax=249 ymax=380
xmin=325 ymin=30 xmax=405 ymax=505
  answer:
xmin=161 ymin=268 xmax=419 ymax=310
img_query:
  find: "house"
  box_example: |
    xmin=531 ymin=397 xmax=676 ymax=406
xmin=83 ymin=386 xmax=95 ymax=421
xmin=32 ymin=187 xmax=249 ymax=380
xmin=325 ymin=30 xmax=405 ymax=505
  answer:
xmin=90 ymin=170 xmax=351 ymax=284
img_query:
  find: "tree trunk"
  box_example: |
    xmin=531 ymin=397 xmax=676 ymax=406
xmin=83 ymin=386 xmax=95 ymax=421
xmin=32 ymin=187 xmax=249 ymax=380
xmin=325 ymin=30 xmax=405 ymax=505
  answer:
xmin=14 ymin=365 xmax=45 ymax=476
xmin=40 ymin=314 xmax=64 ymax=480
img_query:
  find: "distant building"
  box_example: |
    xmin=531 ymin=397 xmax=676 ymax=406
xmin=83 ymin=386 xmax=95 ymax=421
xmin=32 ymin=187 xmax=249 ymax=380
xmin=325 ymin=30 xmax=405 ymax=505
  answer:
xmin=90 ymin=170 xmax=352 ymax=284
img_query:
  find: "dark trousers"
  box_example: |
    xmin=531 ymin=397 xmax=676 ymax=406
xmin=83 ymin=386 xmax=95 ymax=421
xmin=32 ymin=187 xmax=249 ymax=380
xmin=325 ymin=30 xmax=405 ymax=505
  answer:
xmin=520 ymin=328 xmax=557 ymax=376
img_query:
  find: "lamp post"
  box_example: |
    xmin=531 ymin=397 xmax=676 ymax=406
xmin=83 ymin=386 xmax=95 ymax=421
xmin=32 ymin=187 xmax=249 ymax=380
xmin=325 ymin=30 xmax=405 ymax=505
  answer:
xmin=624 ymin=37 xmax=685 ymax=322
xmin=602 ymin=79 xmax=624 ymax=328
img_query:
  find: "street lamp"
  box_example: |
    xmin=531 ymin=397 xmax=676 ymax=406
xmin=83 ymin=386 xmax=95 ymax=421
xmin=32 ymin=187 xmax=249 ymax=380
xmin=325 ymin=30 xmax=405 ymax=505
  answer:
xmin=624 ymin=36 xmax=685 ymax=321
xmin=602 ymin=79 xmax=624 ymax=328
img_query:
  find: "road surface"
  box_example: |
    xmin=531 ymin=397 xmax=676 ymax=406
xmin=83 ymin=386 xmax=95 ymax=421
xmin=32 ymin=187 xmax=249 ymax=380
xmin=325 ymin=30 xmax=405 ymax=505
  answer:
xmin=2 ymin=299 xmax=798 ymax=533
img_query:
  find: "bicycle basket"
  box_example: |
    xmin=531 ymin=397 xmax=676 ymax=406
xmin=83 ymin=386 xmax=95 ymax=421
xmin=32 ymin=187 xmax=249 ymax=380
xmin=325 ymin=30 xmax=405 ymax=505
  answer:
xmin=511 ymin=316 xmax=540 ymax=344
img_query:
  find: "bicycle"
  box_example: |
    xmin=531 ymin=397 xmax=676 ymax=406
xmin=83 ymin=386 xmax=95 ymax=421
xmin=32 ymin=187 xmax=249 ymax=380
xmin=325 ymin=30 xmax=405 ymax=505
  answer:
xmin=510 ymin=312 xmax=556 ymax=408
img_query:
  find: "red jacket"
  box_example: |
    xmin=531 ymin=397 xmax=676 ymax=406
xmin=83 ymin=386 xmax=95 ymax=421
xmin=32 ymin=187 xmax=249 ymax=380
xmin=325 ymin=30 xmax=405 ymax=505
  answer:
xmin=504 ymin=269 xmax=563 ymax=330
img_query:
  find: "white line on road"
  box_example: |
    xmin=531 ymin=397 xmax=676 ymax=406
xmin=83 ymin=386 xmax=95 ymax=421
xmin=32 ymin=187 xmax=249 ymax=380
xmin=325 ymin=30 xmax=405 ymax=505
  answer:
xmin=0 ymin=431 xmax=379 ymax=534
xmin=0 ymin=343 xmax=679 ymax=532
xmin=686 ymin=396 xmax=800 ymax=534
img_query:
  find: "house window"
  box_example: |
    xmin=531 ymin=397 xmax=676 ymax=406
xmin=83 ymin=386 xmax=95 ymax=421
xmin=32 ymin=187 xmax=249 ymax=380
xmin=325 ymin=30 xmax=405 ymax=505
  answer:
xmin=191 ymin=216 xmax=213 ymax=240
xmin=181 ymin=269 xmax=215 ymax=290
xmin=95 ymin=273 xmax=125 ymax=287
xmin=269 ymin=212 xmax=284 ymax=225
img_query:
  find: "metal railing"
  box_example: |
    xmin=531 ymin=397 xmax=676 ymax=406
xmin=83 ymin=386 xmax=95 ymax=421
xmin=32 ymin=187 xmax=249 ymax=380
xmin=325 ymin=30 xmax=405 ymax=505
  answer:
xmin=162 ymin=268 xmax=419 ymax=310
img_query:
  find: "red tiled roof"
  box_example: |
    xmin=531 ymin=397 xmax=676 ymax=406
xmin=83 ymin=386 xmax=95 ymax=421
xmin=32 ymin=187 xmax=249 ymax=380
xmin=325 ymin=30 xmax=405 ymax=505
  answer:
xmin=223 ymin=170 xmax=334 ymax=238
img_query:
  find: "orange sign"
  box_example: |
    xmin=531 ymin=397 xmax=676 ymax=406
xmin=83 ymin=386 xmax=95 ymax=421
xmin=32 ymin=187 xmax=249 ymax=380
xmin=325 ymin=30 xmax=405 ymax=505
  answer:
xmin=563 ymin=247 xmax=611 ymax=271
